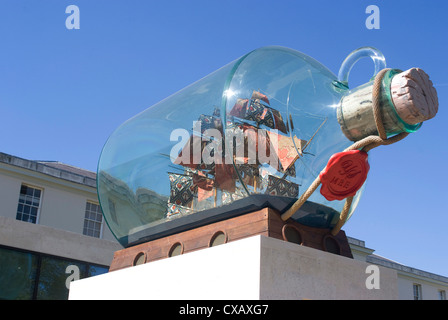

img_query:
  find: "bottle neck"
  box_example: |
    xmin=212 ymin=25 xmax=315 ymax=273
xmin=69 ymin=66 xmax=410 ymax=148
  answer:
xmin=338 ymin=69 xmax=423 ymax=142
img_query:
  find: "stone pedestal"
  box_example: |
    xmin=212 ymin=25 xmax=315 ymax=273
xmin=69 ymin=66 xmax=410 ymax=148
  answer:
xmin=69 ymin=235 xmax=398 ymax=300
xmin=108 ymin=208 xmax=353 ymax=272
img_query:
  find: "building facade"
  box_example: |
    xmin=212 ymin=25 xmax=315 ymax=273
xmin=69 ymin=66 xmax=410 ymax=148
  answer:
xmin=349 ymin=237 xmax=448 ymax=300
xmin=0 ymin=152 xmax=122 ymax=300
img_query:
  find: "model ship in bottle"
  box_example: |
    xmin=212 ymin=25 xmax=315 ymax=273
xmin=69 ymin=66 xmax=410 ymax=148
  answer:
xmin=166 ymin=89 xmax=324 ymax=218
xmin=97 ymin=46 xmax=438 ymax=251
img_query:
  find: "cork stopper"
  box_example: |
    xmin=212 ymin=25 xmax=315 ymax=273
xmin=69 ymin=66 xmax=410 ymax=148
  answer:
xmin=338 ymin=68 xmax=439 ymax=142
xmin=391 ymin=68 xmax=439 ymax=125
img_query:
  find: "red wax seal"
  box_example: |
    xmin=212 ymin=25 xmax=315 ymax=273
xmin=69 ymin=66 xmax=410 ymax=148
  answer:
xmin=319 ymin=150 xmax=370 ymax=201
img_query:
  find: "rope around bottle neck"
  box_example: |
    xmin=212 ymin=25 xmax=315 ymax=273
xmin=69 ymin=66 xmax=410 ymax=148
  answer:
xmin=280 ymin=68 xmax=410 ymax=235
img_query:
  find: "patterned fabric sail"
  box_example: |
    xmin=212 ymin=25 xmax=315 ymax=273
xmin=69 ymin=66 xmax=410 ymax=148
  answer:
xmin=267 ymin=131 xmax=307 ymax=176
xmin=168 ymin=173 xmax=197 ymax=207
xmin=265 ymin=175 xmax=299 ymax=198
xmin=229 ymin=91 xmax=288 ymax=133
xmin=172 ymin=90 xmax=305 ymax=208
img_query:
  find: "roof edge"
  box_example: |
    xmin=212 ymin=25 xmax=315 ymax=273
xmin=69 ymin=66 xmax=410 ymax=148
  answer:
xmin=0 ymin=152 xmax=96 ymax=188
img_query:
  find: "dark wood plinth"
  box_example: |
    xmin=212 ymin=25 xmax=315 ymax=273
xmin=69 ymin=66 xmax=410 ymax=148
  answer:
xmin=109 ymin=208 xmax=353 ymax=272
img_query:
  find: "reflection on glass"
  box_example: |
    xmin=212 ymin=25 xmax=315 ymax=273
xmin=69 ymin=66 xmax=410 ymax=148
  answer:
xmin=0 ymin=247 xmax=37 ymax=300
xmin=0 ymin=246 xmax=109 ymax=300
xmin=87 ymin=265 xmax=109 ymax=277
xmin=37 ymin=258 xmax=86 ymax=300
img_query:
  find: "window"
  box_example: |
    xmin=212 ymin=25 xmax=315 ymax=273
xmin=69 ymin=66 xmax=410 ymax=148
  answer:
xmin=0 ymin=247 xmax=38 ymax=300
xmin=440 ymin=290 xmax=446 ymax=300
xmin=16 ymin=184 xmax=42 ymax=224
xmin=0 ymin=246 xmax=109 ymax=300
xmin=83 ymin=202 xmax=103 ymax=238
xmin=413 ymin=283 xmax=422 ymax=300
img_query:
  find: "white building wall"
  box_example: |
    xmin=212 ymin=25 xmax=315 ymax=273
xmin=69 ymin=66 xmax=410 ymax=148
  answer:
xmin=397 ymin=277 xmax=415 ymax=300
xmin=0 ymin=160 xmax=117 ymax=243
xmin=38 ymin=183 xmax=93 ymax=234
xmin=0 ymin=216 xmax=121 ymax=266
xmin=349 ymin=238 xmax=448 ymax=300
xmin=0 ymin=168 xmax=22 ymax=220
xmin=397 ymin=274 xmax=447 ymax=300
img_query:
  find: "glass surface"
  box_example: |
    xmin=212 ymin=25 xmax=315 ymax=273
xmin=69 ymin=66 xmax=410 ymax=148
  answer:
xmin=338 ymin=46 xmax=386 ymax=85
xmin=16 ymin=184 xmax=41 ymax=224
xmin=98 ymin=46 xmax=374 ymax=247
xmin=0 ymin=246 xmax=109 ymax=300
xmin=36 ymin=258 xmax=87 ymax=300
xmin=0 ymin=247 xmax=38 ymax=300
xmin=87 ymin=265 xmax=109 ymax=277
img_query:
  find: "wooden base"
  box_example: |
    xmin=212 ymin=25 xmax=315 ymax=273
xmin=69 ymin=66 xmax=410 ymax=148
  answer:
xmin=109 ymin=208 xmax=353 ymax=272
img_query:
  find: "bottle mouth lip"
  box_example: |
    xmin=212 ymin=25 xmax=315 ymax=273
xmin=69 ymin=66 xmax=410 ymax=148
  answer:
xmin=383 ymin=69 xmax=422 ymax=134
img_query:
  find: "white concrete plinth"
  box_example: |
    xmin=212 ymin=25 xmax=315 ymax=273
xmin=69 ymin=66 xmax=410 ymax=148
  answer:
xmin=69 ymin=235 xmax=398 ymax=300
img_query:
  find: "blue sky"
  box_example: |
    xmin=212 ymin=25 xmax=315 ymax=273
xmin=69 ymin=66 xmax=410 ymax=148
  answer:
xmin=1 ymin=1 xmax=447 ymax=276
